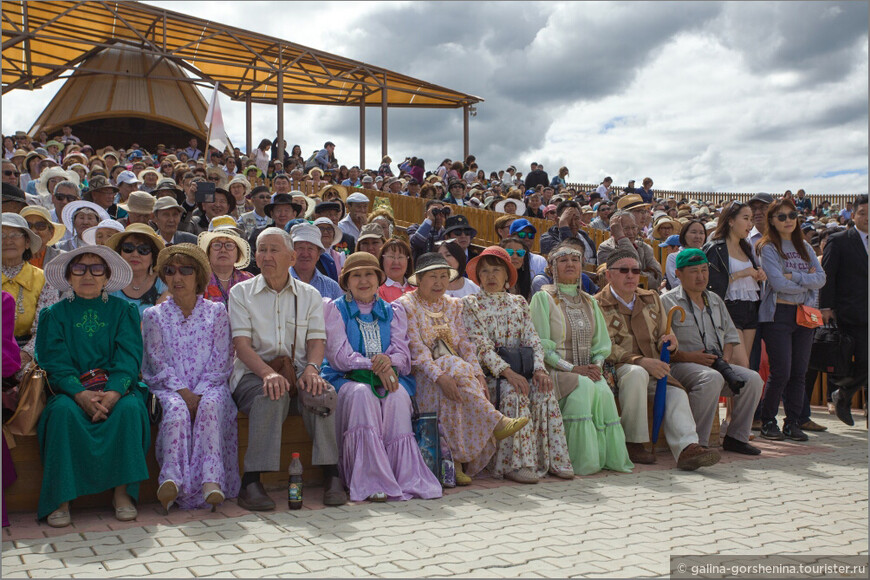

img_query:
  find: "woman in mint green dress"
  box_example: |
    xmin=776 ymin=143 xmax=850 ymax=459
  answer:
xmin=36 ymin=245 xmax=150 ymax=527
xmin=529 ymin=243 xmax=633 ymax=475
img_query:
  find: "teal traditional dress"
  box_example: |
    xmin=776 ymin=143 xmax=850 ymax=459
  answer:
xmin=529 ymin=285 xmax=633 ymax=475
xmin=35 ymin=295 xmax=151 ymax=520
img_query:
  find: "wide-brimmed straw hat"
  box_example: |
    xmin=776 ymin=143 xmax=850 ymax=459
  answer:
xmin=155 ymin=243 xmax=211 ymax=292
xmin=197 ymin=222 xmax=251 ymax=270
xmin=118 ymin=190 xmax=157 ymax=214
xmin=408 ymin=252 xmax=458 ymax=287
xmin=81 ymin=219 xmax=125 ymax=246
xmin=317 ymin=184 xmax=348 ymax=203
xmin=466 ymin=246 xmax=518 ymax=289
xmin=44 ymin=244 xmax=133 ymax=294
xmin=1 ymin=212 xmax=43 ymax=253
xmin=61 ymin=200 xmax=111 ymax=236
xmin=35 ymin=167 xmax=78 ymax=196
xmin=105 ymin=223 xmax=166 ymax=255
xmin=338 ymin=251 xmax=386 ymax=291
xmin=652 ymin=215 xmax=682 ymax=239
xmin=290 ymin=191 xmax=316 ymax=219
xmin=19 ymin=206 xmax=66 ymax=247
xmin=617 ymin=194 xmax=650 ymax=211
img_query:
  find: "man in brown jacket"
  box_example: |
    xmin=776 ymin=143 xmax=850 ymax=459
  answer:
xmin=595 ymin=248 xmax=721 ymax=470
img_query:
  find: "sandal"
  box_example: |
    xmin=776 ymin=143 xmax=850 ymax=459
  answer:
xmin=549 ymin=468 xmax=575 ymax=480
xmin=493 ymin=416 xmax=530 ymax=441
xmin=203 ymin=483 xmax=225 ymax=512
xmin=454 ymin=461 xmax=472 ymax=486
xmin=367 ymin=492 xmax=388 ymax=503
xmin=505 ymin=468 xmax=539 ymax=484
xmin=112 ymin=499 xmax=138 ymax=522
xmin=157 ymin=480 xmax=178 ymax=515
xmin=47 ymin=505 xmax=71 ymax=528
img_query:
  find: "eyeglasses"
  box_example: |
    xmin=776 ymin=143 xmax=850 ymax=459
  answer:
xmin=505 ymin=248 xmax=527 ymax=257
xmin=70 ymin=263 xmax=107 ymax=277
xmin=54 ymin=193 xmax=78 ymax=202
xmin=515 ymin=231 xmax=535 ymax=240
xmin=120 ymin=242 xmax=153 ymax=255
xmin=611 ymin=267 xmax=642 ymax=275
xmin=1 ymin=232 xmax=26 ymax=241
xmin=775 ymin=211 xmax=799 ymax=222
xmin=455 ymin=228 xmax=475 ymax=237
xmin=3 ymin=170 xmax=19 ymax=177
xmin=26 ymin=221 xmax=50 ymax=232
xmin=162 ymin=265 xmax=196 ymax=276
xmin=210 ymin=241 xmax=238 ymax=251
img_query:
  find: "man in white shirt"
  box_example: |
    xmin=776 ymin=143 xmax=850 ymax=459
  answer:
xmin=229 ymin=228 xmax=346 ymax=510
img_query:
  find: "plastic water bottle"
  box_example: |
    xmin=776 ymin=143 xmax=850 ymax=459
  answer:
xmin=288 ymin=452 xmax=303 ymax=510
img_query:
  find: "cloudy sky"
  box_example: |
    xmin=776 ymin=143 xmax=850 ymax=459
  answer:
xmin=2 ymin=1 xmax=867 ymax=195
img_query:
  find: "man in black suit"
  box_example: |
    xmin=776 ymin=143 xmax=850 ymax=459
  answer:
xmin=820 ymin=194 xmax=868 ymax=425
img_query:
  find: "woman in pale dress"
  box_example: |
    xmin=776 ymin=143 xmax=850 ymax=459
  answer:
xmin=396 ymin=253 xmax=529 ymax=484
xmin=141 ymin=244 xmax=240 ymax=512
xmin=462 ymin=247 xmax=574 ymax=483
xmin=529 ymin=242 xmax=633 ymax=475
xmin=321 ymin=252 xmax=442 ymax=502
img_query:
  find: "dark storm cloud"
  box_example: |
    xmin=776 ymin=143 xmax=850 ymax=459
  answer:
xmin=713 ymin=1 xmax=868 ymax=84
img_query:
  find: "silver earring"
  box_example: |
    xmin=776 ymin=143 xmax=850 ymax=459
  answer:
xmin=101 ymin=288 xmax=108 ymax=303
xmin=66 ymin=291 xmax=75 ymax=302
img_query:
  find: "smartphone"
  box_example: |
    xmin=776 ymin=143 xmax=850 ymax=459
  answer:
xmin=195 ymin=181 xmax=216 ymax=204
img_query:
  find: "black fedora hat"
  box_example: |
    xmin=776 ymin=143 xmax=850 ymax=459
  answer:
xmin=408 ymin=252 xmax=459 ymax=286
xmin=264 ymin=193 xmax=303 ymax=218
xmin=443 ymin=214 xmax=477 ymax=238
xmin=2 ymin=182 xmax=26 ymax=203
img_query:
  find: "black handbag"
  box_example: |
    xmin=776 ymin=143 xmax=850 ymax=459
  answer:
xmin=493 ymin=346 xmax=535 ymax=409
xmin=808 ymin=323 xmax=855 ymax=378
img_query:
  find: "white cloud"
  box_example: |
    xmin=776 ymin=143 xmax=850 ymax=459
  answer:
xmin=1 ymin=1 xmax=866 ymax=195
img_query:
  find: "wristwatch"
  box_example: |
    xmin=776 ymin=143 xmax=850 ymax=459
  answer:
xmin=304 ymin=362 xmax=321 ymax=373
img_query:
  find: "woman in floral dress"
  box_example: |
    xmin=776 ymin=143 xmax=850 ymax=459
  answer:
xmin=462 ymin=247 xmax=574 ymax=483
xmin=141 ymin=244 xmax=240 ymax=512
xmin=529 ymin=242 xmax=633 ymax=476
xmin=396 ymin=253 xmax=529 ymax=485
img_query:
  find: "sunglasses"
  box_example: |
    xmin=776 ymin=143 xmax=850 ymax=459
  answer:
xmin=515 ymin=231 xmax=535 ymax=240
xmin=774 ymin=211 xmax=798 ymax=222
xmin=120 ymin=242 xmax=153 ymax=255
xmin=455 ymin=228 xmax=475 ymax=237
xmin=611 ymin=267 xmax=642 ymax=275
xmin=162 ymin=265 xmax=196 ymax=276
xmin=505 ymin=248 xmax=527 ymax=257
xmin=26 ymin=220 xmax=51 ymax=232
xmin=210 ymin=241 xmax=238 ymax=251
xmin=3 ymin=170 xmax=19 ymax=177
xmin=70 ymin=263 xmax=107 ymax=277
xmin=55 ymin=193 xmax=78 ymax=202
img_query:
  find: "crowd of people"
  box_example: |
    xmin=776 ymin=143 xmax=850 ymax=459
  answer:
xmin=1 ymin=129 xmax=866 ymax=531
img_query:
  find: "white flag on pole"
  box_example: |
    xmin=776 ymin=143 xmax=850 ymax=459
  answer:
xmin=204 ymin=83 xmax=232 ymax=153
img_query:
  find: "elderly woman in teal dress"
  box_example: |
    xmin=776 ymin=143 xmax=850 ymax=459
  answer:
xmin=35 ymin=245 xmax=150 ymax=527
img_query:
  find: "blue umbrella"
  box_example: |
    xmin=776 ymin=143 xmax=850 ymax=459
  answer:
xmin=652 ymin=306 xmax=685 ymax=443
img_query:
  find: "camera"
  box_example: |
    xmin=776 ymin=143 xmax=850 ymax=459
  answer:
xmin=706 ymin=348 xmax=745 ymax=394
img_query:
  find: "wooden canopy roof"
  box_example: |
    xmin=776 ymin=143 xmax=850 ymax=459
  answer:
xmin=2 ymin=0 xmax=484 ymax=109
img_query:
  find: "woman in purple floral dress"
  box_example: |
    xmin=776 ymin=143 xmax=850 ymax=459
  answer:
xmin=142 ymin=244 xmax=240 ymax=512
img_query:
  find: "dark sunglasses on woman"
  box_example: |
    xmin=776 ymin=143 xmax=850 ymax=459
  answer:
xmin=27 ymin=221 xmax=51 ymax=232
xmin=70 ymin=263 xmax=107 ymax=276
xmin=162 ymin=265 xmax=195 ymax=276
xmin=775 ymin=211 xmax=799 ymax=222
xmin=121 ymin=242 xmax=153 ymax=255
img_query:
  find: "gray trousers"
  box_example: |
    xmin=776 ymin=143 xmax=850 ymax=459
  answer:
xmin=670 ymin=363 xmax=763 ymax=446
xmin=232 ymin=373 xmax=339 ymax=473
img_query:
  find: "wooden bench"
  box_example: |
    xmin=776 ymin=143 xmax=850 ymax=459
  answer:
xmin=5 ymin=413 xmax=320 ymax=513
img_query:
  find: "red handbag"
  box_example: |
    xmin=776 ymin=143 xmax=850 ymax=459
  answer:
xmin=796 ymin=305 xmax=823 ymax=329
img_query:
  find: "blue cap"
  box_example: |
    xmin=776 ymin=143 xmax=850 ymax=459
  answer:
xmin=658 ymin=234 xmax=681 ymax=248
xmin=509 ymin=218 xmax=537 ymax=235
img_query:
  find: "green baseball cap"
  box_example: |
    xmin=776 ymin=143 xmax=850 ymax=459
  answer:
xmin=675 ymin=248 xmax=709 ymax=269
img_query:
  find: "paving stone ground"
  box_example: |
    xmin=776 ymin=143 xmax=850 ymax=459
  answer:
xmin=2 ymin=408 xmax=867 ymax=578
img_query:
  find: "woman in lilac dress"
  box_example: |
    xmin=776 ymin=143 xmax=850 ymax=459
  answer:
xmin=322 ymin=252 xmax=442 ymax=503
xmin=142 ymin=244 xmax=240 ymax=512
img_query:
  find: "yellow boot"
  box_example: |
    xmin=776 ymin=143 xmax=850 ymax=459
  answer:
xmin=454 ymin=461 xmax=472 ymax=486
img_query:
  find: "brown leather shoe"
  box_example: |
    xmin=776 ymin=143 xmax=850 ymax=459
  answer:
xmin=626 ymin=442 xmax=656 ymax=464
xmin=237 ymin=482 xmax=275 ymax=511
xmin=800 ymin=419 xmax=827 ymax=432
xmin=677 ymin=443 xmax=721 ymax=471
xmin=323 ymin=475 xmax=348 ymax=507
